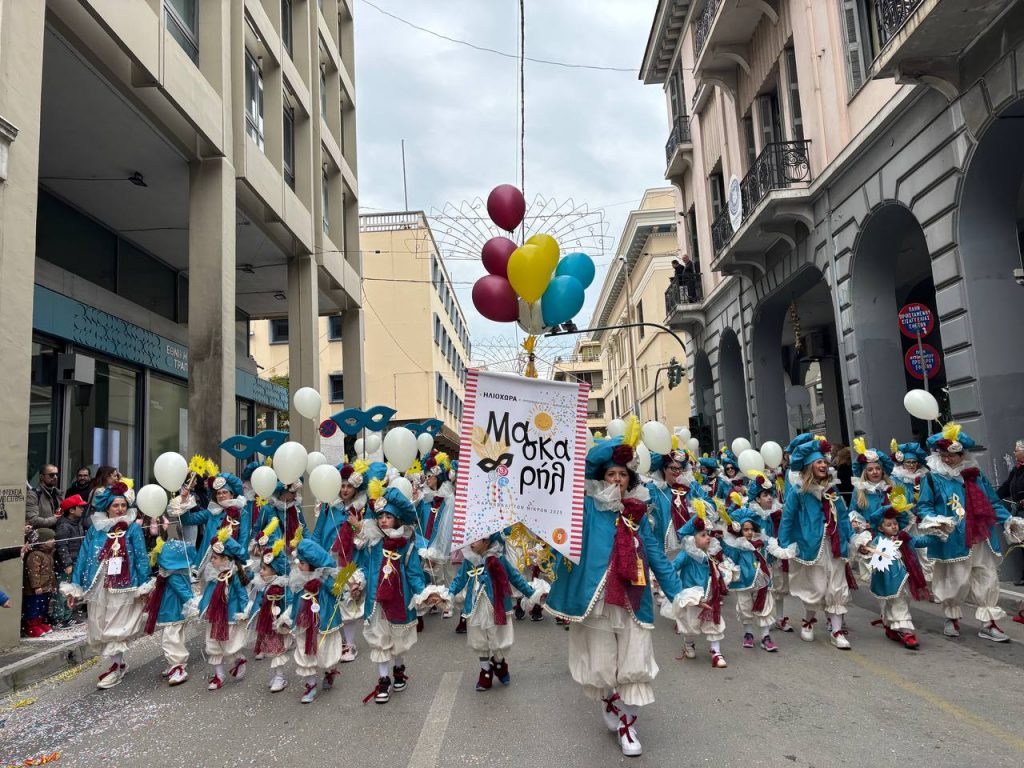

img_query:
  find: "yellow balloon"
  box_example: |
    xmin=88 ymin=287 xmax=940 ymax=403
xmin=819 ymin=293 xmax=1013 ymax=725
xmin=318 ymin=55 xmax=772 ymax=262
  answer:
xmin=507 ymin=244 xmax=558 ymax=303
xmin=526 ymin=233 xmax=560 ymax=264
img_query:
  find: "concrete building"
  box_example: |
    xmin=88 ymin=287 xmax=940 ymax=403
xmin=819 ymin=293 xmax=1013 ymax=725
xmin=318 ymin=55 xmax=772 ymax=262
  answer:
xmin=251 ymin=211 xmax=470 ymax=452
xmin=587 ymin=189 xmax=693 ymax=434
xmin=643 ymin=0 xmax=1024 ymax=474
xmin=551 ymin=339 xmax=606 ymax=432
xmin=0 ymin=0 xmax=362 ymax=646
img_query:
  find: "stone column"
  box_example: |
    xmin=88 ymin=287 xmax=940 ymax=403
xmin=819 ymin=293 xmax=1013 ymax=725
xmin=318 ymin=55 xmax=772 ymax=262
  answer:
xmin=341 ymin=307 xmax=365 ymax=409
xmin=187 ymin=158 xmax=237 ymax=462
xmin=287 ymin=254 xmax=320 ymax=449
xmin=0 ymin=0 xmax=45 ymax=649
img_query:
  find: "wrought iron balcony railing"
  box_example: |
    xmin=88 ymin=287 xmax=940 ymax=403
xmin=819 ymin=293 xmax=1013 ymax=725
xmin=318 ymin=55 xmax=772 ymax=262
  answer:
xmin=740 ymin=140 xmax=812 ymax=215
xmin=664 ymin=115 xmax=692 ymax=166
xmin=876 ymin=0 xmax=925 ymax=47
xmin=711 ymin=206 xmax=734 ymax=256
xmin=694 ymin=0 xmax=722 ymax=57
xmin=665 ymin=280 xmax=704 ymax=317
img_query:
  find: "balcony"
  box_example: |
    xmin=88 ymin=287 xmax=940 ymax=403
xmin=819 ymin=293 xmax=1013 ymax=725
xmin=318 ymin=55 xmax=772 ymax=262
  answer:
xmin=710 ymin=140 xmax=814 ymax=277
xmin=664 ymin=115 xmax=693 ymax=178
xmin=664 ymin=281 xmax=705 ymax=336
xmin=870 ymin=0 xmax=1015 ymax=89
xmin=692 ymin=0 xmax=779 ymax=78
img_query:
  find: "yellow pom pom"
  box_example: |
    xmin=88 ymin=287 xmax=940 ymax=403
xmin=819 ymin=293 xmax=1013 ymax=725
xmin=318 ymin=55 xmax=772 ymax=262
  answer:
xmin=289 ymin=525 xmax=304 ymax=551
xmin=407 ymin=459 xmax=422 ymax=476
xmin=623 ymin=416 xmax=641 ymax=448
xmin=693 ymin=499 xmax=707 ymax=521
xmin=890 ymin=438 xmax=899 ymax=454
xmin=729 ymin=491 xmax=744 ymax=508
xmin=270 ymin=538 xmax=285 ymax=558
xmin=261 ymin=516 xmax=280 ymax=540
xmin=942 ymin=422 xmax=962 ymax=442
xmin=746 ymin=469 xmax=767 ymax=482
xmin=216 ymin=525 xmax=231 ymax=544
xmin=368 ymin=477 xmax=385 ymax=502
xmin=671 ymin=434 xmax=680 ymax=451
xmin=715 ymin=498 xmax=733 ymax=527
xmin=852 ymin=437 xmax=866 ymax=457
xmin=331 ymin=563 xmax=358 ymax=597
xmin=435 ymin=452 xmax=451 ymax=471
xmin=353 ymin=459 xmax=370 ymax=475
xmin=888 ymin=485 xmax=915 ymax=513
xmin=121 ymin=477 xmax=135 ymax=489
xmin=594 ymin=431 xmax=604 ymax=439
xmin=149 ymin=536 xmax=165 ymax=568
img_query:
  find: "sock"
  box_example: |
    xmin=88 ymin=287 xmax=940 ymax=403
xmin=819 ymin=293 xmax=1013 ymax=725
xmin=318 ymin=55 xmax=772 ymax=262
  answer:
xmin=377 ymin=662 xmax=390 ymax=678
xmin=743 ymin=624 xmax=753 ymax=635
xmin=620 ymin=702 xmax=638 ymax=721
xmin=805 ymin=609 xmax=816 ymax=622
xmin=342 ymin=622 xmax=356 ymax=645
xmin=828 ymin=613 xmax=843 ymax=633
xmin=111 ymin=653 xmax=123 ymax=666
xmin=777 ymin=598 xmax=785 ymax=617
xmin=761 ymin=625 xmax=772 ymax=638
xmin=214 ymin=664 xmax=225 ymax=678
xmin=479 ymin=657 xmax=490 ymax=671
xmin=709 ymin=640 xmax=721 ymax=654
xmin=305 ymin=675 xmax=317 ymax=687
xmin=394 ymin=654 xmax=405 ymax=668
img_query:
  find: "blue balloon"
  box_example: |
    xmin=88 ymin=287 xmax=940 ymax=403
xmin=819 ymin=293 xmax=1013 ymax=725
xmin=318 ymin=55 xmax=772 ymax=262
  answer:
xmin=541 ymin=275 xmax=586 ymax=327
xmin=555 ymin=252 xmax=596 ymax=289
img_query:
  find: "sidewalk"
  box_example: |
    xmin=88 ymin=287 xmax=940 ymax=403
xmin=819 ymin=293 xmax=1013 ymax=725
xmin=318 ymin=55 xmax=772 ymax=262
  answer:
xmin=0 ymin=625 xmax=91 ymax=696
xmin=998 ymin=580 xmax=1024 ymax=620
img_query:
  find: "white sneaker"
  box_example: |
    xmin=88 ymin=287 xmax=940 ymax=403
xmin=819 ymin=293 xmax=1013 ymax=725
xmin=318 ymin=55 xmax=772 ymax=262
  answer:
xmin=943 ymin=619 xmax=960 ymax=637
xmin=683 ymin=642 xmax=696 ymax=659
xmin=601 ymin=695 xmax=621 ymax=732
xmin=229 ymin=657 xmax=247 ymax=681
xmin=254 ymin=652 xmax=265 ymax=661
xmin=800 ymin=621 xmax=815 ymax=642
xmin=167 ymin=665 xmax=188 ymax=686
xmin=340 ymin=644 xmax=358 ymax=663
xmin=830 ymin=631 xmax=851 ymax=650
xmin=270 ymin=674 xmax=288 ymax=693
xmin=442 ymin=608 xmax=453 ymax=619
xmin=300 ymin=682 xmax=318 ymax=704
xmin=618 ymin=716 xmax=642 ymax=757
xmin=978 ymin=623 xmax=1010 ymax=643
xmin=96 ymin=662 xmax=124 ymax=690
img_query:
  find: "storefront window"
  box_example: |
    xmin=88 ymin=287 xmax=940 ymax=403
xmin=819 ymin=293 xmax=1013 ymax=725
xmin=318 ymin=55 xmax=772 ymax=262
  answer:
xmin=68 ymin=360 xmax=139 ymax=481
xmin=27 ymin=340 xmax=62 ymax=484
xmin=147 ymin=375 xmax=188 ymax=484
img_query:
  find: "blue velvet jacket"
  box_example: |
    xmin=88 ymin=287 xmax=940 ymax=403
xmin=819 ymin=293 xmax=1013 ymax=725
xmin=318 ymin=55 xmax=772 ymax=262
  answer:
xmin=179 ymin=500 xmax=252 ymax=566
xmin=68 ymin=514 xmax=150 ymax=596
xmin=288 ymin=570 xmax=342 ymax=633
xmin=311 ymin=495 xmax=366 ymax=552
xmin=448 ymin=546 xmax=534 ymax=619
xmin=778 ymin=481 xmax=855 ymax=563
xmin=198 ymin=567 xmax=251 ymax=624
xmin=546 ymin=485 xmax=683 ymax=629
xmin=647 ymin=476 xmax=709 ymax=553
xmin=360 ymin=525 xmax=429 ymax=626
xmin=865 ymin=533 xmax=935 ymax=599
xmin=720 ymin=535 xmax=772 ymax=592
xmin=154 ymin=571 xmax=195 ymax=625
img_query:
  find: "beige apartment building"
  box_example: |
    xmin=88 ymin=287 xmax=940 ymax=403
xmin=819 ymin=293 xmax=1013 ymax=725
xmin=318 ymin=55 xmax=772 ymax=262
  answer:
xmin=644 ymin=0 xmax=1024 ymax=468
xmin=551 ymin=339 xmax=606 ymax=432
xmin=0 ymin=0 xmax=361 ymax=646
xmin=586 ymin=189 xmax=693 ymax=434
xmin=251 ymin=211 xmax=470 ymax=452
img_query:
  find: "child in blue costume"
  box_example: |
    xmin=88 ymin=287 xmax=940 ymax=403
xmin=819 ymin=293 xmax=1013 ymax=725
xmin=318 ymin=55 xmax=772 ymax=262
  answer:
xmin=287 ymin=538 xmax=345 ymax=703
xmin=143 ymin=538 xmax=199 ymax=687
xmin=647 ymin=449 xmax=709 ymax=558
xmin=777 ymin=437 xmax=858 ymax=650
xmin=443 ymin=532 xmax=546 ymax=692
xmin=172 ymin=473 xmax=251 ymax=575
xmin=717 ymin=449 xmax=747 ymax=502
xmin=353 ymin=487 xmax=445 ymax=705
xmin=418 ymin=451 xmax=457 ymax=618
xmin=254 ymin=480 xmax=305 ymax=555
xmin=698 ymin=456 xmax=722 ymax=499
xmin=199 ymin=532 xmax=252 ymax=691
xmin=746 ymin=471 xmax=794 ymax=633
xmin=61 ymin=483 xmax=152 ymax=690
xmin=545 ymin=434 xmax=685 ymax=758
xmin=249 ymin=538 xmax=292 ymax=693
xmin=916 ymin=423 xmax=1024 ymax=642
xmin=889 ymin=440 xmax=929 ymax=502
xmin=849 ymin=438 xmax=896 ymax=533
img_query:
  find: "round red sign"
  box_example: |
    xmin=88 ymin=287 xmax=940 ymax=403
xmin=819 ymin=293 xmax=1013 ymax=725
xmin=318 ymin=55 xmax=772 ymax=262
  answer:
xmin=904 ymin=344 xmax=941 ymax=380
xmin=898 ymin=302 xmax=934 ymax=338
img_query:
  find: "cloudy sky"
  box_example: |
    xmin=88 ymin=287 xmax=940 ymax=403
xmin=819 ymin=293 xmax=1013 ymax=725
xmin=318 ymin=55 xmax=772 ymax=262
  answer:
xmin=354 ymin=0 xmax=670 ymax=367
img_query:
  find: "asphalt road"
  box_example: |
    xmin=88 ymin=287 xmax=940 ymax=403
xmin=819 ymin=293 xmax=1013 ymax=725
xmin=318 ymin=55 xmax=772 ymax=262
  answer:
xmin=2 ymin=590 xmax=1023 ymax=767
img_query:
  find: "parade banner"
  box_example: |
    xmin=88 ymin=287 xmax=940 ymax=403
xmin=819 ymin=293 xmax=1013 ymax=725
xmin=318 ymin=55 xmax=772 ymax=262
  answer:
xmin=452 ymin=369 xmax=590 ymax=563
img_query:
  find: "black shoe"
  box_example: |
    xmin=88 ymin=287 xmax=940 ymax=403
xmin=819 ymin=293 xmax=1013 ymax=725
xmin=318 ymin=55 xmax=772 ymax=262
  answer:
xmin=374 ymin=676 xmax=391 ymax=703
xmin=455 ymin=616 xmax=467 ymax=634
xmin=514 ymin=600 xmax=526 ymax=621
xmin=392 ymin=665 xmax=408 ymax=692
xmin=491 ymin=656 xmax=510 ymax=685
xmin=530 ymin=604 xmax=544 ymax=622
xmin=416 ymin=616 xmax=424 ymax=633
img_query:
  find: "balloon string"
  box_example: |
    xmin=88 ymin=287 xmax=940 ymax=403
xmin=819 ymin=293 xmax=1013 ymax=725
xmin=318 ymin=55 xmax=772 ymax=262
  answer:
xmin=518 ymin=0 xmax=526 ymax=245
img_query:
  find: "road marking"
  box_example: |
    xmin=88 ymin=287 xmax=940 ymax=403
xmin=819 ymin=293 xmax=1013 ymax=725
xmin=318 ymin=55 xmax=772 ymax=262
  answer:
xmin=407 ymin=670 xmax=463 ymax=768
xmin=846 ymin=650 xmax=1024 ymax=752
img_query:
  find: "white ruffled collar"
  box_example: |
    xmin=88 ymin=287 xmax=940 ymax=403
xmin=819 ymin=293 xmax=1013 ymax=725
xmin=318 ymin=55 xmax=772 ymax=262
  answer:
xmin=681 ymin=535 xmax=710 ymax=561
xmin=586 ymin=480 xmax=650 ymax=512
xmin=891 ymin=465 xmax=927 ymax=482
xmin=271 ymin=497 xmax=301 ymax=511
xmin=724 ymin=531 xmax=756 ymax=551
xmin=209 ymin=497 xmax=246 ymax=514
xmin=463 ymin=541 xmax=503 ymax=565
xmin=927 ymin=454 xmax=977 ymax=479
xmin=751 ymin=501 xmax=778 ymax=518
xmin=651 ymin=469 xmax=696 ymax=490
xmin=382 ymin=524 xmax=414 ymax=540
xmin=90 ymin=511 xmax=137 ymax=531
xmin=330 ymin=492 xmax=366 ymax=512
xmin=252 ymin=573 xmax=289 ymax=589
xmin=852 ymin=478 xmax=890 ymax=494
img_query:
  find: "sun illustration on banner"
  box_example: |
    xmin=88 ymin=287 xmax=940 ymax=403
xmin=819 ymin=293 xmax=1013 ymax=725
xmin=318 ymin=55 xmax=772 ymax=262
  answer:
xmin=527 ymin=402 xmax=573 ymax=438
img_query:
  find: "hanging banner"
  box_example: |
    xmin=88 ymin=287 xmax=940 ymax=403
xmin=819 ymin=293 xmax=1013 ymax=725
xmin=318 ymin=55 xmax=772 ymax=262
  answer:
xmin=452 ymin=369 xmax=589 ymax=563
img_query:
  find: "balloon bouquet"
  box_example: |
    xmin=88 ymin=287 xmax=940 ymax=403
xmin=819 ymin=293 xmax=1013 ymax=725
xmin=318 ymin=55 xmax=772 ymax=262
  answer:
xmin=471 ymin=184 xmax=596 ymax=339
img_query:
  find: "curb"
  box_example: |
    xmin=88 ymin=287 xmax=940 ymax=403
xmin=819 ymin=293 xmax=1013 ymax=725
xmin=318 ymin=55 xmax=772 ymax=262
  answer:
xmin=999 ymin=585 xmax=1024 ymax=617
xmin=0 ymin=637 xmax=94 ymax=695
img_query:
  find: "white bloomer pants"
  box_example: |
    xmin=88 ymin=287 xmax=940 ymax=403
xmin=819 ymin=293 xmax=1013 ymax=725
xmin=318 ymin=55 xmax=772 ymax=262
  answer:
xmin=788 ymin=547 xmax=850 ymax=616
xmin=161 ymin=623 xmax=189 ymax=667
xmin=930 ymin=544 xmax=1006 ymax=622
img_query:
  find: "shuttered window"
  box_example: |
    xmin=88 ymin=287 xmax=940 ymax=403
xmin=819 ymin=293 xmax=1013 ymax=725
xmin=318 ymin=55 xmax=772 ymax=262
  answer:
xmin=839 ymin=0 xmax=868 ymax=95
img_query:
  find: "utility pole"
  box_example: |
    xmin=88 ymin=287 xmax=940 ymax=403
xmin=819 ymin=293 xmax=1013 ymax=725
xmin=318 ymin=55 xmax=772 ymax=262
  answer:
xmin=401 ymin=139 xmax=409 ymax=211
xmin=619 ymin=255 xmax=641 ymax=416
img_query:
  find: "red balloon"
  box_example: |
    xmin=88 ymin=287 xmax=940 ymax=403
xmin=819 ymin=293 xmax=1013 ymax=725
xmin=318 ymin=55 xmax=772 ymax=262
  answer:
xmin=472 ymin=275 xmax=519 ymax=323
xmin=486 ymin=184 xmax=526 ymax=233
xmin=481 ymin=237 xmax=518 ymax=277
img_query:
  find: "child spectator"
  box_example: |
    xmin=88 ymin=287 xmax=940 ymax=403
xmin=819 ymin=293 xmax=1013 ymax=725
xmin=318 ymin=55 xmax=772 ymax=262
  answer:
xmin=23 ymin=528 xmax=58 ymax=637
xmin=52 ymin=495 xmax=88 ymax=627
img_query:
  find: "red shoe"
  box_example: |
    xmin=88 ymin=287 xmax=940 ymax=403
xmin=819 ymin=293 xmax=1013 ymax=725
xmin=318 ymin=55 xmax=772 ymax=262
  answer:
xmin=207 ymin=675 xmax=223 ymax=691
xmin=475 ymin=666 xmax=493 ymax=691
xmin=900 ymin=631 xmax=920 ymax=650
xmin=491 ymin=656 xmax=510 ymax=685
xmin=883 ymin=627 xmax=902 ymax=643
xmin=25 ymin=623 xmax=48 ymax=638
xmin=229 ymin=657 xmax=247 ymax=681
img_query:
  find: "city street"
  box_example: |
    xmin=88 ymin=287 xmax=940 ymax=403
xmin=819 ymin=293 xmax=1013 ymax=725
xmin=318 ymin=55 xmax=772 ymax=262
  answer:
xmin=3 ymin=590 xmax=1023 ymax=767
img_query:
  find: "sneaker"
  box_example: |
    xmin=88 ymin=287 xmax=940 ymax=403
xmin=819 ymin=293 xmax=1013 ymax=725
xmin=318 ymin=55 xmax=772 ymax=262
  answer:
xmin=322 ymin=669 xmax=338 ymax=691
xmin=374 ymin=676 xmax=391 ymax=704
xmin=978 ymin=623 xmax=1010 ymax=643
xmin=455 ymin=616 xmax=467 ymax=634
xmin=441 ymin=608 xmax=453 ymax=619
xmin=775 ymin=616 xmax=795 ymax=633
xmin=475 ymin=666 xmax=493 ymax=691
xmin=228 ymin=657 xmax=247 ymax=681
xmin=392 ymin=665 xmax=408 ymax=692
xmin=742 ymin=632 xmax=754 ymax=649
xmin=300 ymin=682 xmax=318 ymax=704
xmin=254 ymin=652 xmax=264 ymax=661
xmin=340 ymin=644 xmax=358 ymax=663
xmin=601 ymin=693 xmax=622 ymax=732
xmin=160 ymin=666 xmax=173 ymax=678
xmin=760 ymin=635 xmax=778 ymax=652
xmin=800 ymin=617 xmax=816 ymax=642
xmin=167 ymin=665 xmax=188 ymax=686
xmin=491 ymin=656 xmax=510 ymax=685
xmin=514 ymin=601 xmax=526 ymax=621
xmin=884 ymin=626 xmax=902 ymax=643
xmin=711 ymin=653 xmax=727 ymax=668
xmin=97 ymin=662 xmax=124 ymax=690
xmin=900 ymin=631 xmax=920 ymax=650
xmin=618 ymin=714 xmax=642 ymax=757
xmin=530 ymin=604 xmax=545 ymax=622
xmin=943 ymin=619 xmax=961 ymax=637
xmin=269 ymin=674 xmax=288 ymax=693
xmin=677 ymin=642 xmax=697 ymax=660
xmin=207 ymin=675 xmax=223 ymax=691
xmin=830 ymin=630 xmax=851 ymax=650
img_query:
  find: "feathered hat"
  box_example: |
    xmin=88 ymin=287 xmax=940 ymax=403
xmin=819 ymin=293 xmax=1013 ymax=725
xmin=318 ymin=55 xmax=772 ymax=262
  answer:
xmin=295 ymin=538 xmax=334 ymax=569
xmin=208 ymin=472 xmax=244 ymax=497
xmin=746 ymin=470 xmax=776 ymax=502
xmin=889 ymin=439 xmax=928 ymax=465
xmin=273 ymin=479 xmax=303 ymax=496
xmin=370 ymin=486 xmax=418 ymax=525
xmin=93 ymin=481 xmax=135 ymax=512
xmin=241 ymin=461 xmax=261 ymax=482
xmin=871 ymin=485 xmax=915 ymax=531
xmin=210 ymin=526 xmax=246 ymax=559
xmin=260 ymin=538 xmax=288 ymax=575
xmin=585 ymin=421 xmax=642 ymax=481
xmin=852 ymin=437 xmax=894 ymax=477
xmin=650 ymin=448 xmax=691 ymax=475
xmin=789 ymin=436 xmax=833 ymax=471
xmin=154 ymin=539 xmax=198 ymax=572
xmin=785 ymin=433 xmax=815 ymax=455
xmin=338 ymin=461 xmax=365 ymax=489
xmin=927 ymin=423 xmax=976 ymax=454
xmin=698 ymin=456 xmax=720 ymax=474
xmin=728 ymin=504 xmax=765 ymax=533
xmin=424 ymin=450 xmax=452 ymax=482
xmin=718 ymin=447 xmax=739 ymax=470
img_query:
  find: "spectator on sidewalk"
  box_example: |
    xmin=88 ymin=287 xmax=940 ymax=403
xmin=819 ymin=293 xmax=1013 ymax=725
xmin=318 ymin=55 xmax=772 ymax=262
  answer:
xmin=65 ymin=466 xmax=93 ymax=500
xmin=29 ymin=464 xmax=64 ymax=530
xmin=85 ymin=465 xmax=120 ymax=524
xmin=997 ymin=439 xmax=1024 ymax=585
xmin=53 ymin=495 xmax=88 ymax=627
xmin=833 ymin=446 xmax=854 ymax=506
xmin=23 ymin=528 xmax=58 ymax=637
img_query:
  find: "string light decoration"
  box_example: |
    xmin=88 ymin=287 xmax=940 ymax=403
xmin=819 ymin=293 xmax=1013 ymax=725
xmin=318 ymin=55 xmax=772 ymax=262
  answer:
xmin=788 ymin=300 xmax=802 ymax=355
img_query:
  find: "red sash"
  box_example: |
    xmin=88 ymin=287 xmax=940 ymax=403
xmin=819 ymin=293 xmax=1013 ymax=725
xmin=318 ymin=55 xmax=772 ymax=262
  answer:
xmin=485 ymin=555 xmax=513 ymax=625
xmin=376 ymin=537 xmax=409 ymax=622
xmin=605 ymin=498 xmax=648 ymax=613
xmin=295 ymin=579 xmax=321 ymax=655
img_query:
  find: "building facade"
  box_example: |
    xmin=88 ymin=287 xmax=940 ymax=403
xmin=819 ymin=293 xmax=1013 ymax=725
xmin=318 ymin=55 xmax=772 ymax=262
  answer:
xmin=643 ymin=0 xmax=1024 ymax=477
xmin=251 ymin=211 xmax=470 ymax=453
xmin=588 ymin=189 xmax=693 ymax=434
xmin=0 ymin=0 xmax=362 ymax=646
xmin=551 ymin=339 xmax=606 ymax=432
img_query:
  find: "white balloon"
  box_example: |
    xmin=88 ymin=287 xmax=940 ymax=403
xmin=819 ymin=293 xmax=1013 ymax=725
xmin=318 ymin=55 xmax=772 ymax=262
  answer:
xmin=687 ymin=437 xmax=701 ymax=455
xmin=903 ymin=389 xmax=939 ymax=421
xmin=383 ymin=427 xmax=418 ymax=472
xmin=641 ymin=421 xmax=672 ymax=455
xmin=366 ymin=434 xmax=383 ymax=454
xmin=759 ymin=441 xmax=784 ymax=468
xmin=606 ymin=419 xmax=626 ymax=439
xmin=293 ymin=387 xmax=322 ymax=420
xmin=251 ymin=465 xmax=278 ymax=499
xmin=675 ymin=428 xmax=692 ymax=443
xmin=153 ymin=452 xmax=188 ymax=492
xmin=391 ymin=476 xmax=414 ymax=501
xmin=731 ymin=437 xmax=752 ymax=456
xmin=136 ymin=484 xmax=169 ymax=519
xmin=308 ymin=464 xmax=342 ymax=503
xmin=636 ymin=443 xmax=652 ymax=475
xmin=306 ymin=451 xmax=328 ymax=474
xmin=354 ymin=438 xmax=365 ymax=457
xmin=738 ymin=448 xmax=766 ymax=475
xmin=274 ymin=441 xmax=308 ymax=484
xmin=416 ymin=433 xmax=434 ymax=458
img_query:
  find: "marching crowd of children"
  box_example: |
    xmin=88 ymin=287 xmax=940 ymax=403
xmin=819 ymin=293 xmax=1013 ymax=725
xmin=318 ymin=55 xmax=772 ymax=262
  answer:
xmin=14 ymin=426 xmax=1018 ymax=760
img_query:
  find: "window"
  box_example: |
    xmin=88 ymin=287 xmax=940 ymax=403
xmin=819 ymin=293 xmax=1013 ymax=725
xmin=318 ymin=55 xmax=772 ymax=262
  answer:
xmin=743 ymin=113 xmax=757 ymax=169
xmin=636 ymin=302 xmax=645 ymax=339
xmin=148 ymin=375 xmax=189 ymax=475
xmin=283 ymin=106 xmax=295 ymax=189
xmin=269 ymin=319 xmax=289 ymax=343
xmin=328 ymin=374 xmax=344 ymax=403
xmin=784 ymin=47 xmax=804 ymax=141
xmin=322 ymin=169 xmax=329 ymax=234
xmin=757 ymin=91 xmax=782 ymax=148
xmin=245 ymin=50 xmax=265 ymax=150
xmin=320 ymin=65 xmax=328 ymax=119
xmin=281 ymin=0 xmax=293 ymax=57
xmin=435 ymin=373 xmax=443 ymax=404
xmin=709 ymin=173 xmax=726 ymax=217
xmin=327 ymin=315 xmax=343 ymax=340
xmin=166 ymin=0 xmax=198 ymax=62
xmin=68 ymin=361 xmax=140 ymax=482
xmin=838 ymin=0 xmax=881 ymax=95
xmin=686 ymin=206 xmax=700 ymax=264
